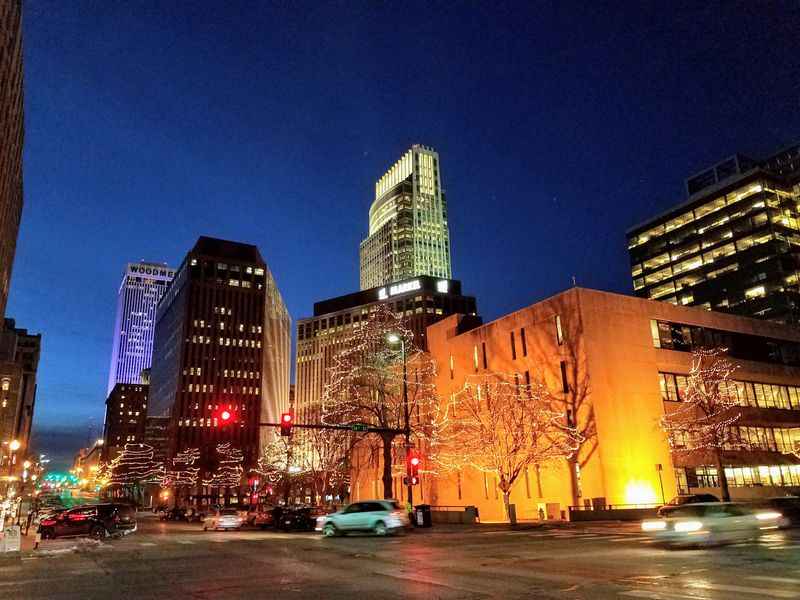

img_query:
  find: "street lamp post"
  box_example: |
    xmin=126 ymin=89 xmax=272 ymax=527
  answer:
xmin=387 ymin=333 xmax=412 ymax=507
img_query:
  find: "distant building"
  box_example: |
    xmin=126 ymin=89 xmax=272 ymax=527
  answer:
xmin=0 ymin=0 xmax=24 ymax=321
xmin=627 ymin=143 xmax=800 ymax=323
xmin=106 ymin=262 xmax=175 ymax=395
xmin=349 ymin=287 xmax=800 ymax=521
xmin=359 ymin=145 xmax=452 ymax=290
xmin=0 ymin=318 xmax=40 ymax=487
xmin=102 ymin=382 xmax=149 ymax=463
xmin=149 ymin=237 xmax=290 ymax=482
xmin=295 ymin=275 xmax=477 ymax=424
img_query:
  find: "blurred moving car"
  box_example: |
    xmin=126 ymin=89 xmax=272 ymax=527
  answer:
xmin=39 ymin=503 xmax=137 ymax=540
xmin=657 ymin=494 xmax=719 ymax=517
xmin=642 ymin=502 xmax=781 ymax=547
xmin=752 ymin=496 xmax=800 ymax=529
xmin=203 ymin=508 xmax=244 ymax=531
xmin=316 ymin=500 xmax=409 ymax=537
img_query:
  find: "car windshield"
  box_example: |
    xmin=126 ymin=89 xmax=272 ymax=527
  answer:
xmin=220 ymin=509 xmax=238 ymax=516
xmin=668 ymin=505 xmax=711 ymax=518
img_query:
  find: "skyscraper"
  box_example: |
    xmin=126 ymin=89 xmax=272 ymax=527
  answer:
xmin=107 ymin=262 xmax=175 ymax=395
xmin=627 ymin=143 xmax=800 ymax=323
xmin=359 ymin=145 xmax=452 ymax=290
xmin=0 ymin=0 xmax=24 ymax=320
xmin=149 ymin=237 xmax=290 ymax=479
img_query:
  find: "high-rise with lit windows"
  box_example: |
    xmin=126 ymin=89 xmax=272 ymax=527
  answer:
xmin=149 ymin=237 xmax=290 ymax=482
xmin=107 ymin=262 xmax=175 ymax=395
xmin=359 ymin=145 xmax=452 ymax=290
xmin=627 ymin=144 xmax=800 ymax=323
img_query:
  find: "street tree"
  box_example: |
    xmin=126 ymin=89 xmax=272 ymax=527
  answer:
xmin=322 ymin=304 xmax=439 ymax=499
xmin=202 ymin=442 xmax=244 ymax=489
xmin=660 ymin=347 xmax=741 ymax=501
xmin=435 ymin=372 xmax=581 ymax=520
xmin=108 ymin=442 xmax=163 ymax=503
xmin=294 ymin=417 xmax=360 ymax=505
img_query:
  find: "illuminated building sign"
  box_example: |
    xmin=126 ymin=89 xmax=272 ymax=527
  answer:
xmin=378 ymin=279 xmax=422 ymax=300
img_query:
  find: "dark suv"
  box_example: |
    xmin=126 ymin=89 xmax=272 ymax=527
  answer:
xmin=39 ymin=503 xmax=137 ymax=540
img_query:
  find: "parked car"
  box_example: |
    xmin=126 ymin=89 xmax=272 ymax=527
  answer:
xmin=247 ymin=506 xmax=276 ymax=529
xmin=274 ymin=506 xmax=325 ymax=532
xmin=752 ymin=496 xmax=800 ymax=528
xmin=657 ymin=494 xmax=720 ymax=517
xmin=38 ymin=503 xmax=137 ymax=540
xmin=316 ymin=500 xmax=409 ymax=537
xmin=159 ymin=507 xmax=187 ymax=521
xmin=642 ymin=502 xmax=782 ymax=547
xmin=203 ymin=508 xmax=244 ymax=531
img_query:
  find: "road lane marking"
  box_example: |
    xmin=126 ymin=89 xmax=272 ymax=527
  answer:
xmin=620 ymin=591 xmax=710 ymax=599
xmin=749 ymin=576 xmax=800 ymax=585
xmin=685 ymin=582 xmax=800 ymax=598
xmin=139 ymin=542 xmax=157 ymax=547
xmin=176 ymin=540 xmax=195 ymax=545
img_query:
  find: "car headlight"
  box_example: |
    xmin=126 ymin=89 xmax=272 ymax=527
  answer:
xmin=674 ymin=520 xmax=704 ymax=533
xmin=755 ymin=511 xmax=782 ymax=521
xmin=641 ymin=520 xmax=667 ymax=531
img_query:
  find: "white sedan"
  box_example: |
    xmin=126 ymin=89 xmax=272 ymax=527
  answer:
xmin=203 ymin=508 xmax=244 ymax=531
xmin=642 ymin=502 xmax=782 ymax=547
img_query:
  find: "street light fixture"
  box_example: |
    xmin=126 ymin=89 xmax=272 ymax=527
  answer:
xmin=9 ymin=440 xmax=20 ymax=452
xmin=386 ymin=332 xmax=412 ymax=507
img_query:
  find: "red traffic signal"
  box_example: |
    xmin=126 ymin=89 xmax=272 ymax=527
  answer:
xmin=406 ymin=448 xmax=421 ymax=484
xmin=280 ymin=412 xmax=294 ymax=437
xmin=214 ymin=406 xmax=236 ymax=426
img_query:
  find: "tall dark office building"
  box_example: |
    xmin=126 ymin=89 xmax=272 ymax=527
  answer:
xmin=149 ymin=237 xmax=290 ymax=480
xmin=102 ymin=382 xmax=149 ymax=463
xmin=295 ymin=276 xmax=478 ymax=423
xmin=0 ymin=319 xmax=40 ymax=491
xmin=627 ymin=143 xmax=800 ymax=323
xmin=0 ymin=0 xmax=23 ymax=322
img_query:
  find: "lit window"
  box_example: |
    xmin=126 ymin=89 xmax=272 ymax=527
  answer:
xmin=745 ymin=285 xmax=766 ymax=299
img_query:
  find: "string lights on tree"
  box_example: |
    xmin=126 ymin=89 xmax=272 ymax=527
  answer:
xmin=434 ymin=371 xmax=581 ymax=521
xmin=660 ymin=347 xmax=742 ymax=501
xmin=202 ymin=442 xmax=244 ymax=488
xmin=322 ymin=304 xmax=440 ymax=499
xmin=163 ymin=447 xmax=200 ymax=487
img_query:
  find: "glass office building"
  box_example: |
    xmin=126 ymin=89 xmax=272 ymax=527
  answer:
xmin=627 ymin=145 xmax=800 ymax=323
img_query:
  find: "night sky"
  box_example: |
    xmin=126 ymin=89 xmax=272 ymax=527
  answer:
xmin=13 ymin=1 xmax=800 ymax=468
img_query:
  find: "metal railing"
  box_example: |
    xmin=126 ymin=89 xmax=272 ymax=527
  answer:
xmin=568 ymin=503 xmax=660 ymax=511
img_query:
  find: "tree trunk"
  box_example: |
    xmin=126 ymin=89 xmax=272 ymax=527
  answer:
xmin=714 ymin=449 xmax=730 ymax=502
xmin=380 ymin=433 xmax=394 ymax=499
xmin=502 ymin=491 xmax=511 ymax=522
xmin=567 ymin=457 xmax=580 ymax=507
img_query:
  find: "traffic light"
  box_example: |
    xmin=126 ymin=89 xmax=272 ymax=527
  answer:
xmin=280 ymin=412 xmax=294 ymax=437
xmin=405 ymin=448 xmax=421 ymax=485
xmin=214 ymin=406 xmax=236 ymax=426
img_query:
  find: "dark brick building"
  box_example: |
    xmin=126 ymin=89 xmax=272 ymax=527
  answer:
xmin=102 ymin=383 xmax=149 ymax=463
xmin=149 ymin=237 xmax=290 ymax=483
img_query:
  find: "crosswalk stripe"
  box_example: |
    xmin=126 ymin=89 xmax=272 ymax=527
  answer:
xmin=176 ymin=540 xmax=195 ymax=545
xmin=685 ymin=582 xmax=800 ymax=598
xmin=139 ymin=542 xmax=156 ymax=547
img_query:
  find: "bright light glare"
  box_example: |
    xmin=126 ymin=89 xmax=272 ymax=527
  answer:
xmin=641 ymin=520 xmax=666 ymax=531
xmin=386 ymin=333 xmax=401 ymax=344
xmin=674 ymin=520 xmax=704 ymax=533
xmin=221 ymin=410 xmax=231 ymax=421
xmin=755 ymin=511 xmax=782 ymax=521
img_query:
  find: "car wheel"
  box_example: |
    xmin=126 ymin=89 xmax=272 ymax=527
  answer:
xmin=323 ymin=523 xmax=338 ymax=537
xmin=41 ymin=527 xmax=54 ymax=540
xmin=90 ymin=525 xmax=107 ymax=540
xmin=373 ymin=521 xmax=388 ymax=536
xmin=203 ymin=525 xmax=208 ymax=531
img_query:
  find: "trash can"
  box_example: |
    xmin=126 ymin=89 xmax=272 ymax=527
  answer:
xmin=414 ymin=504 xmax=432 ymax=528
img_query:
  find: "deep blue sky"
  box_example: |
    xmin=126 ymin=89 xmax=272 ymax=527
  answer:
xmin=12 ymin=1 xmax=800 ymax=468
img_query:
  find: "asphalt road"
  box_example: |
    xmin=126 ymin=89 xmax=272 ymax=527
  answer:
xmin=2 ymin=515 xmax=800 ymax=599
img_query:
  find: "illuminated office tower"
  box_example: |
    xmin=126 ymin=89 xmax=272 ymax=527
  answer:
xmin=627 ymin=144 xmax=800 ymax=323
xmin=107 ymin=262 xmax=175 ymax=395
xmin=359 ymin=145 xmax=452 ymax=290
